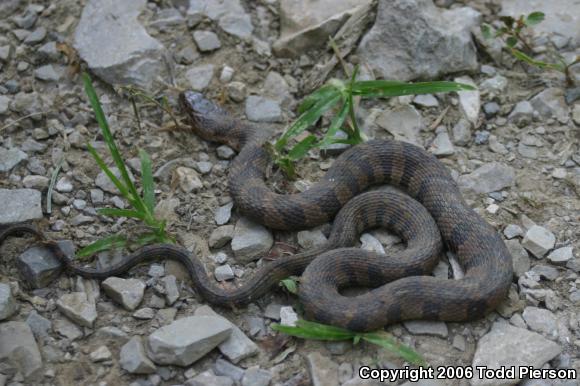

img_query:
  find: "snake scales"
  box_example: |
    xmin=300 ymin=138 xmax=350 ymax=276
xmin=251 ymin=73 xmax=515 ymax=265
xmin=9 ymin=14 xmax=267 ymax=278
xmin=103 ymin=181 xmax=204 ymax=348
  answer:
xmin=0 ymin=91 xmax=512 ymax=332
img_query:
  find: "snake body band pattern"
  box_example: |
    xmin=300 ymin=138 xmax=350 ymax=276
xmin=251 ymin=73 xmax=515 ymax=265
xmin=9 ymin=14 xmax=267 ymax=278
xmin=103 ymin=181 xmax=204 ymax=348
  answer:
xmin=0 ymin=91 xmax=512 ymax=332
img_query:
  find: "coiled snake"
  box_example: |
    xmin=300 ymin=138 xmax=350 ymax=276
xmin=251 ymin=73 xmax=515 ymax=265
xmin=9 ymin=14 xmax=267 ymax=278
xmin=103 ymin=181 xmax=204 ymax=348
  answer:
xmin=0 ymin=91 xmax=512 ymax=332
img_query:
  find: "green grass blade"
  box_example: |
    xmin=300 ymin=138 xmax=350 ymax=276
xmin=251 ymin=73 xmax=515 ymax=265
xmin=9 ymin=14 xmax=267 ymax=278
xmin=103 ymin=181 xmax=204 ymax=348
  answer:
xmin=276 ymin=91 xmax=342 ymax=151
xmin=288 ymin=134 xmax=318 ymax=160
xmin=97 ymin=208 xmax=146 ymax=220
xmin=510 ymin=49 xmax=565 ymax=71
xmin=362 ymin=332 xmax=426 ymax=366
xmin=77 ymin=235 xmax=127 ymax=257
xmin=319 ymin=100 xmax=349 ymax=148
xmin=271 ymin=322 xmax=354 ymax=341
xmin=87 ymin=144 xmax=133 ymax=204
xmin=133 ymin=232 xmax=161 ymax=247
xmin=139 ymin=149 xmax=155 ymax=213
xmin=280 ymin=278 xmax=299 ymax=294
xmin=295 ymin=320 xmax=354 ymax=335
xmin=351 ymin=80 xmax=476 ymax=98
xmin=46 ymin=157 xmax=64 ymax=214
xmin=298 ymin=84 xmax=341 ymax=115
xmin=82 ymin=73 xmax=144 ymax=213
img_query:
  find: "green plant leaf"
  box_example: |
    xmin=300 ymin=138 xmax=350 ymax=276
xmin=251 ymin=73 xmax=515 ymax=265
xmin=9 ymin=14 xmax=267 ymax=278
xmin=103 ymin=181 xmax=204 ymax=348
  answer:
xmin=525 ymin=11 xmax=545 ymax=26
xmin=77 ymin=235 xmax=127 ymax=257
xmin=133 ymin=232 xmax=162 ymax=247
xmin=510 ymin=48 xmax=565 ymax=71
xmin=350 ymin=80 xmax=475 ymax=98
xmin=82 ymin=73 xmax=144 ymax=213
xmin=506 ymin=36 xmax=518 ymax=48
xmin=480 ymin=24 xmax=493 ymax=39
xmin=274 ymin=157 xmax=297 ymax=179
xmin=139 ymin=149 xmax=155 ymax=213
xmin=97 ymin=208 xmax=146 ymax=219
xmin=499 ymin=15 xmax=515 ymax=28
xmin=280 ymin=278 xmax=299 ymax=294
xmin=87 ymin=144 xmax=133 ymax=204
xmin=319 ymin=101 xmax=349 ymax=148
xmin=272 ymin=320 xmax=354 ymax=341
xmin=298 ymin=84 xmax=341 ymax=115
xmin=288 ymin=135 xmax=318 ymax=161
xmin=362 ymin=332 xmax=426 ymax=366
xmin=276 ymin=91 xmax=342 ymax=151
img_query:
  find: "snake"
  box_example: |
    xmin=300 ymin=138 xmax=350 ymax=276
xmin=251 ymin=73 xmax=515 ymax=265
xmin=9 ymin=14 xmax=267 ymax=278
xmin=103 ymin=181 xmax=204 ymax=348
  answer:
xmin=0 ymin=91 xmax=512 ymax=332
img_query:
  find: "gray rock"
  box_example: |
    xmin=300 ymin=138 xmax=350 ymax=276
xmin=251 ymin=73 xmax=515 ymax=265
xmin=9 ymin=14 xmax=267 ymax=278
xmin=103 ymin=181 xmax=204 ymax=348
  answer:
xmin=263 ymin=71 xmax=292 ymax=106
xmin=429 ymin=128 xmax=455 ymax=156
xmin=508 ymin=101 xmax=534 ymax=127
xmin=196 ymin=161 xmax=213 ymax=174
xmin=214 ymin=358 xmax=245 ymax=383
xmin=455 ymin=76 xmax=479 ymax=125
xmin=186 ymin=370 xmax=234 ymax=386
xmin=89 ymin=345 xmax=112 ymax=362
xmin=483 ymin=102 xmax=500 ymax=117
xmin=24 ymin=26 xmax=46 ymax=45
xmin=0 ymin=322 xmax=43 ymax=380
xmin=503 ymin=224 xmax=523 ymax=239
xmin=74 ymin=0 xmax=167 ymax=88
xmin=280 ymin=306 xmax=298 ymax=326
xmin=187 ymin=0 xmax=253 ymax=39
xmin=360 ymin=233 xmax=385 ymax=254
xmin=531 ymin=265 xmax=559 ymax=281
xmin=522 ymin=307 xmax=558 ymax=338
xmin=161 ymin=275 xmax=179 ymax=305
xmin=215 ymin=264 xmax=235 ymax=281
xmin=307 ymin=352 xmax=339 ymax=386
xmin=245 ymin=95 xmax=282 ymax=122
xmin=231 ymin=217 xmax=274 ymax=263
xmin=146 ymin=315 xmax=232 ymax=366
xmin=471 ymin=322 xmax=561 ymax=386
xmin=194 ymin=305 xmax=259 ymax=363
xmin=21 ymin=175 xmax=48 ymax=190
xmin=530 ymin=88 xmax=570 ymax=122
xmin=475 ymin=131 xmax=490 ymax=145
xmin=209 ymin=225 xmax=235 ymax=248
xmin=0 ymin=95 xmax=10 ymax=115
xmin=193 ymin=30 xmax=221 ymax=52
xmin=458 ymin=163 xmax=515 ymax=194
xmin=0 ymin=46 xmax=11 ymax=63
xmin=273 ymin=0 xmax=370 ymax=57
xmin=216 ymin=145 xmax=236 ymax=160
xmin=547 ymin=246 xmax=573 ymax=264
xmin=55 ymin=176 xmax=73 ymax=192
xmin=17 ymin=240 xmax=74 ymax=288
xmin=413 ymin=94 xmax=439 ymax=108
xmin=479 ymin=75 xmax=508 ymax=95
xmin=521 ymin=225 xmax=556 ymax=258
xmin=133 ymin=307 xmax=155 ymax=320
xmin=120 ymin=336 xmax=156 ymax=374
xmin=505 ymin=239 xmax=530 ymax=278
xmin=297 ymin=229 xmax=328 ymax=249
xmin=95 ymin=167 xmax=134 ymax=194
xmin=376 ymin=105 xmax=425 ymax=146
xmin=175 ymin=166 xmax=203 ymax=193
xmin=175 ymin=44 xmax=200 ymax=65
xmin=34 ymin=64 xmax=63 ymax=82
xmin=242 ymin=366 xmax=272 ymax=386
xmin=102 ymin=277 xmax=145 ymax=311
xmin=501 ymin=0 xmax=580 ymax=48
xmin=357 ymin=0 xmax=480 ymax=81
xmin=37 ymin=41 xmax=60 ymax=61
xmin=0 ymin=147 xmax=28 ymax=172
xmin=186 ymin=64 xmax=215 ymax=91
xmin=26 ymin=310 xmax=51 ymax=339
xmin=226 ymin=81 xmax=247 ymax=102
xmin=54 ymin=318 xmax=83 ymax=340
xmin=451 ymin=118 xmax=471 ymax=146
xmin=403 ymin=320 xmax=448 ymax=338
xmin=0 ymin=283 xmax=17 ymax=321
xmin=56 ymin=292 xmax=98 ymax=328
xmin=215 ymin=202 xmax=234 ymax=225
